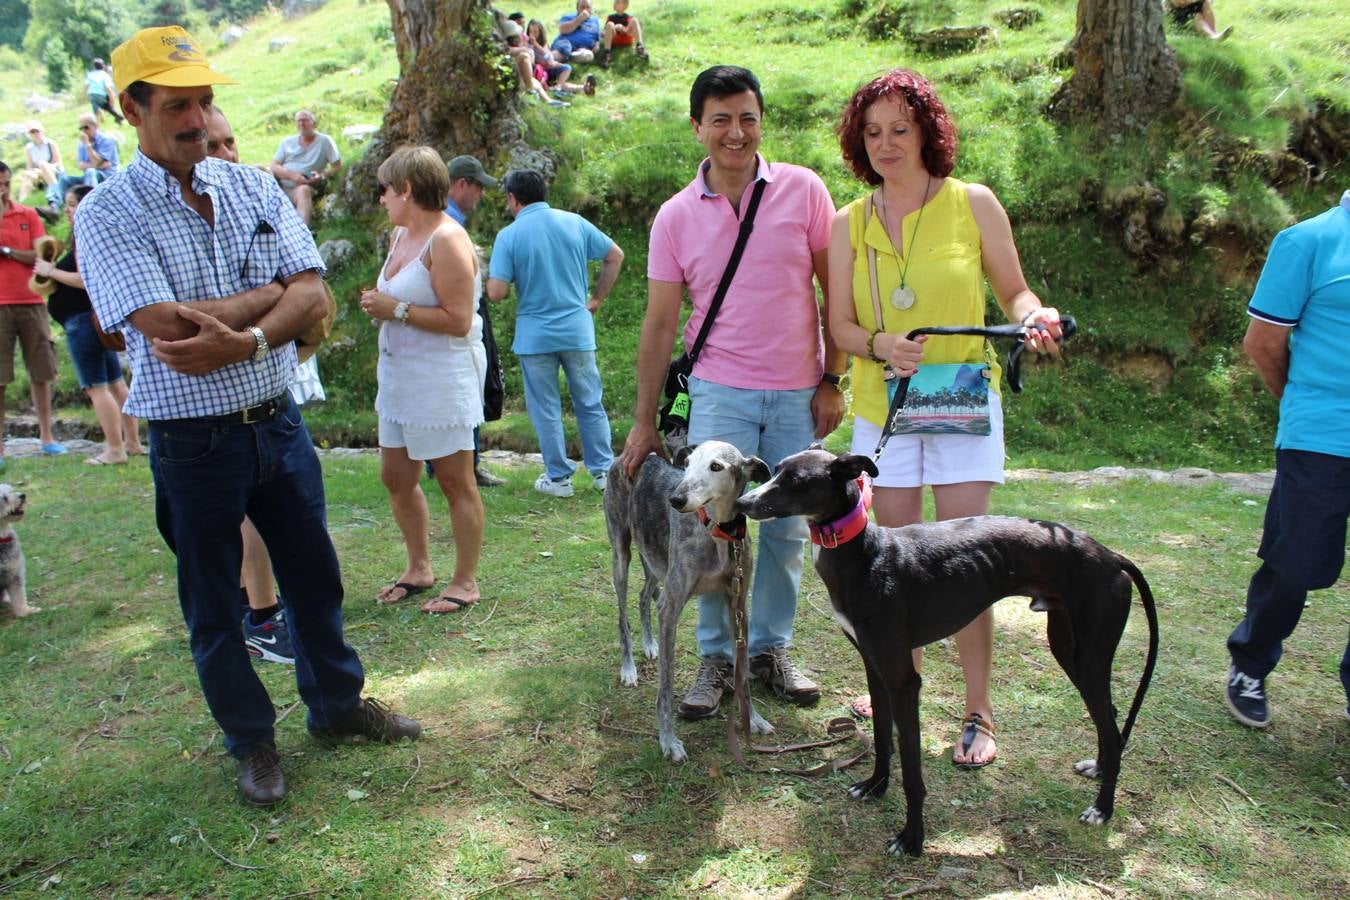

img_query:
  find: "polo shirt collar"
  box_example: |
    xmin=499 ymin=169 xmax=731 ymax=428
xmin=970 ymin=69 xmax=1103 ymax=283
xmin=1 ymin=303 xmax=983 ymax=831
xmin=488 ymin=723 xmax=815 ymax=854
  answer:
xmin=129 ymin=149 xmax=225 ymax=199
xmin=696 ymin=154 xmax=774 ymax=198
xmin=515 ymin=201 xmax=550 ymax=219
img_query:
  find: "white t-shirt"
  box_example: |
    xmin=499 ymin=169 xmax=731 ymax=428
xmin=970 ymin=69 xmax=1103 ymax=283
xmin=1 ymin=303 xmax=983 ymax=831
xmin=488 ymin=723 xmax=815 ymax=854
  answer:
xmin=272 ymin=132 xmax=340 ymax=179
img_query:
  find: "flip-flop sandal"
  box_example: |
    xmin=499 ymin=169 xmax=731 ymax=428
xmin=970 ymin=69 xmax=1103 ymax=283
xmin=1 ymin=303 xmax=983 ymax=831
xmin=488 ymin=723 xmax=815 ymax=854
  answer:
xmin=375 ymin=581 xmax=431 ymax=605
xmin=85 ymin=455 xmax=127 ymax=466
xmin=953 ymin=712 xmax=996 ymax=769
xmin=421 ymin=593 xmax=479 ymax=614
xmin=849 ymin=694 xmax=874 ymax=720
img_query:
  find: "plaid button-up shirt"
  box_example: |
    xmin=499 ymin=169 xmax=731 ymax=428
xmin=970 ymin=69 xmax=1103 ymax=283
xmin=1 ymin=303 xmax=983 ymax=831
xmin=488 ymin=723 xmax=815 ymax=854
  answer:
xmin=76 ymin=150 xmax=324 ymax=420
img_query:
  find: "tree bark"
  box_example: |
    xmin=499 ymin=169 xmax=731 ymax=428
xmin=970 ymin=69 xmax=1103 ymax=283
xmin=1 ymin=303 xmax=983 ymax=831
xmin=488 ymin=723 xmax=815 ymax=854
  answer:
xmin=344 ymin=0 xmax=546 ymax=217
xmin=1048 ymin=0 xmax=1181 ymax=134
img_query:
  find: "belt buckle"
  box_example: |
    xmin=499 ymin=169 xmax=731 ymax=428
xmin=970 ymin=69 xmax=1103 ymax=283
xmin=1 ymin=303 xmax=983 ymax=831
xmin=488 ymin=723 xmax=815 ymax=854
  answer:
xmin=240 ymin=400 xmax=270 ymax=424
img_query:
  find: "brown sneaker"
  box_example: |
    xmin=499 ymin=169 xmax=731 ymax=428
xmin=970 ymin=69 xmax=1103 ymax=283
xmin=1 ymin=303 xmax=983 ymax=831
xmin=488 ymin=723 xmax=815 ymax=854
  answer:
xmin=678 ymin=656 xmax=732 ymax=719
xmin=309 ymin=697 xmax=422 ymax=744
xmin=237 ymin=742 xmax=287 ymax=806
xmin=750 ymin=647 xmax=820 ymax=705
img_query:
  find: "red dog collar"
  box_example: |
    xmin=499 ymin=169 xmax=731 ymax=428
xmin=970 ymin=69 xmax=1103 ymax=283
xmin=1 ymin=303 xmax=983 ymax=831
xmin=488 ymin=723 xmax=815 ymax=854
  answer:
xmin=698 ymin=507 xmax=748 ymax=541
xmin=0 ymin=535 xmax=11 ymax=544
xmin=809 ymin=475 xmax=873 ymax=548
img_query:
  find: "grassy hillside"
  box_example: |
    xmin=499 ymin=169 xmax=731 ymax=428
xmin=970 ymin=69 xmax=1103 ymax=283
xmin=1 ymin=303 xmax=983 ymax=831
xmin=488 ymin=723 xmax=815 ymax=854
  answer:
xmin=0 ymin=0 xmax=1346 ymax=469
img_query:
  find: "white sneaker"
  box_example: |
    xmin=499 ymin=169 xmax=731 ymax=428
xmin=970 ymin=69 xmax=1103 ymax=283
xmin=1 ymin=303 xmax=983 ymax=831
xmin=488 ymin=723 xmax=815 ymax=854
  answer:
xmin=534 ymin=473 xmax=574 ymax=497
xmin=592 ymin=472 xmax=608 ymax=492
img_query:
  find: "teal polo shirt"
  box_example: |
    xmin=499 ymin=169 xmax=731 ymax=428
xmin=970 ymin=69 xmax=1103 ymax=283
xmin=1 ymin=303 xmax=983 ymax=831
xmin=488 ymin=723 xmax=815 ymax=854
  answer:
xmin=488 ymin=202 xmax=614 ymax=354
xmin=1247 ymin=192 xmax=1350 ymax=457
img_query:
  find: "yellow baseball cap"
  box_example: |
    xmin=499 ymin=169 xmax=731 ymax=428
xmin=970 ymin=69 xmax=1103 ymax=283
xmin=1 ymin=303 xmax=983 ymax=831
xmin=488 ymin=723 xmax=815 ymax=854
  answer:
xmin=110 ymin=26 xmax=238 ymax=95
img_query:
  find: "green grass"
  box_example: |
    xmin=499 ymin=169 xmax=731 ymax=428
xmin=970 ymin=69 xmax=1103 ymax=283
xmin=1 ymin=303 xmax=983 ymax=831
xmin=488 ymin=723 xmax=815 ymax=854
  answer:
xmin=0 ymin=454 xmax=1346 ymax=895
xmin=1 ymin=0 xmax=1347 ymax=469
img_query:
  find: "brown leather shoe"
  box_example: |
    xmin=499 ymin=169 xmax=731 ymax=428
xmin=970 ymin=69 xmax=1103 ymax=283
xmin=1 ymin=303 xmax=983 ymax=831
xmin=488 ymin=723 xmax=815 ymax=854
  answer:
xmin=237 ymin=742 xmax=286 ymax=806
xmin=474 ymin=467 xmax=507 ymax=488
xmin=309 ymin=697 xmax=422 ymax=744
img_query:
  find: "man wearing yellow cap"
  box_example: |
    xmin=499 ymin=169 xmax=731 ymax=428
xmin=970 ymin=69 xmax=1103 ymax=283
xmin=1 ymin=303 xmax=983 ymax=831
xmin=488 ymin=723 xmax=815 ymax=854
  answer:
xmin=74 ymin=27 xmax=421 ymax=807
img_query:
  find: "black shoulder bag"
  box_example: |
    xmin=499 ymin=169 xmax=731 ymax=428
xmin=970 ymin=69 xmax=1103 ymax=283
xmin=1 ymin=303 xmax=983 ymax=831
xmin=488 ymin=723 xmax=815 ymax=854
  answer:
xmin=659 ymin=179 xmax=768 ymax=444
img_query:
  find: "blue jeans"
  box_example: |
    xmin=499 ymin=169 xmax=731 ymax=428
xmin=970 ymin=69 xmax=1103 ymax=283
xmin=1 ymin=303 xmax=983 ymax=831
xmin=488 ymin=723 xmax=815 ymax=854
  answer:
xmin=56 ymin=169 xmax=110 ymax=199
xmin=1228 ymin=449 xmax=1350 ymax=703
xmin=148 ymin=394 xmax=364 ymax=758
xmin=687 ymin=376 xmax=817 ymax=660
xmin=519 ymin=350 xmax=613 ymax=481
xmin=62 ymin=311 xmax=123 ymax=389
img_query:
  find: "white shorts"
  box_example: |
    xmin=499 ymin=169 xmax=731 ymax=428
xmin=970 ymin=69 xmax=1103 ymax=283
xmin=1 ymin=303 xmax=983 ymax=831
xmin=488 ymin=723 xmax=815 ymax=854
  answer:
xmin=850 ymin=392 xmax=1006 ymax=488
xmin=378 ymin=417 xmax=475 ymax=461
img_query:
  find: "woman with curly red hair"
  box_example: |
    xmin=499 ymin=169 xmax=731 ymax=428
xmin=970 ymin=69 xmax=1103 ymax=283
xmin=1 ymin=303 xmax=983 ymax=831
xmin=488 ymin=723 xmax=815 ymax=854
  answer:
xmin=827 ymin=69 xmax=1063 ymax=767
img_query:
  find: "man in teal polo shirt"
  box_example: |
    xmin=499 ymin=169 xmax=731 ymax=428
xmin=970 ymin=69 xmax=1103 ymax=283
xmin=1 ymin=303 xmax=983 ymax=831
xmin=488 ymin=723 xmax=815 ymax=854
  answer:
xmin=487 ymin=169 xmax=624 ymax=496
xmin=1225 ymin=189 xmax=1350 ymax=729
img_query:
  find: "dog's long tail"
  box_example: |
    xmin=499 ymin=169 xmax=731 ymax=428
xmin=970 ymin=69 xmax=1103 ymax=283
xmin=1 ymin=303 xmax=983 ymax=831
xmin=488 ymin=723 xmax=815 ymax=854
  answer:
xmin=1118 ymin=556 xmax=1159 ymax=748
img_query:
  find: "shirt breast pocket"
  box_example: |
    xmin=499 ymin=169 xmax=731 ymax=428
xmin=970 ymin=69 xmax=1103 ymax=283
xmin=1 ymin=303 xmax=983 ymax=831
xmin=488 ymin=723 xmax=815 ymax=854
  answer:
xmin=239 ymin=224 xmax=281 ymax=289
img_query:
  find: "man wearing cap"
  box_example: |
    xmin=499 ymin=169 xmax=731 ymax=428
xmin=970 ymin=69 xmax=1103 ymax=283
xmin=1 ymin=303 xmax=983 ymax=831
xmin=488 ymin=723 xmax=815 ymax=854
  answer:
xmin=0 ymin=161 xmax=67 ymax=464
xmin=19 ymin=122 xmax=64 ymax=224
xmin=269 ymin=109 xmax=341 ymax=227
xmin=445 ymin=155 xmax=508 ymax=488
xmin=75 ymin=26 xmax=420 ymax=808
xmin=55 ymin=114 xmax=119 ymax=201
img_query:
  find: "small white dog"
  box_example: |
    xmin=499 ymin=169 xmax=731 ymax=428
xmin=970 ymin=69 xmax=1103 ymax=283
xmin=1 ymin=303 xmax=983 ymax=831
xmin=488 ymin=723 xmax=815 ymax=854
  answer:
xmin=0 ymin=483 xmax=36 ymax=617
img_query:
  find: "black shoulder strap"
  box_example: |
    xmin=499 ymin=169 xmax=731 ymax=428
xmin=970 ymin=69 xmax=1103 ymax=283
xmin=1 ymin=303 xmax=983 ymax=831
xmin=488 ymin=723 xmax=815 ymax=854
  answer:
xmin=686 ymin=177 xmax=768 ymax=363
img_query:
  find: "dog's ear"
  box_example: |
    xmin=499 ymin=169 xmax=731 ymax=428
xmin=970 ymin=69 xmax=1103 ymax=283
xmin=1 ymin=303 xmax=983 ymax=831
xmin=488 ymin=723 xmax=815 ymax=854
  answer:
xmin=828 ymin=453 xmax=879 ymax=482
xmin=746 ymin=456 xmax=771 ymax=485
xmin=673 ymin=444 xmax=696 ymax=469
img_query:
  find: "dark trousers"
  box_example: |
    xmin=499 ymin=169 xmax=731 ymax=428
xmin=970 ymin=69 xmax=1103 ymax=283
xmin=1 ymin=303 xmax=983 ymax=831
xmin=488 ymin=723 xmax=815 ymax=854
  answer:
xmin=1228 ymin=449 xmax=1350 ymax=704
xmin=149 ymin=394 xmax=364 ymax=758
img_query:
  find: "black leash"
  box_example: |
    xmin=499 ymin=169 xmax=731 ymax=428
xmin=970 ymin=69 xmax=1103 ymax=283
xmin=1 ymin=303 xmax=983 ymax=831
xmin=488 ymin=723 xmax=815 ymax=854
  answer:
xmin=873 ymin=315 xmax=1078 ymax=459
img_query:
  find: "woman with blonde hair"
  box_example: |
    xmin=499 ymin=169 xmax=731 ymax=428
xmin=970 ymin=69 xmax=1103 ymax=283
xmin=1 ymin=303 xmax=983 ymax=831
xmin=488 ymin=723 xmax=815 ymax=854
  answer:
xmin=361 ymin=146 xmax=486 ymax=613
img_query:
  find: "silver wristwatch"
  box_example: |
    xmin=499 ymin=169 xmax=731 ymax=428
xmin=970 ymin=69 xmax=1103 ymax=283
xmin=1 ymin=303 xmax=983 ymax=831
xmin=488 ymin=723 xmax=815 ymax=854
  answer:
xmin=394 ymin=301 xmax=411 ymax=323
xmin=248 ymin=325 xmax=270 ymax=361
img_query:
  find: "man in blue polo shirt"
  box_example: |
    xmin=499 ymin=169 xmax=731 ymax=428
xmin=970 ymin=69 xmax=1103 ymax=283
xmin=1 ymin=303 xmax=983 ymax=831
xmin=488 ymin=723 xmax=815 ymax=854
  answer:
xmin=1225 ymin=189 xmax=1350 ymax=729
xmin=552 ymin=0 xmax=602 ymax=63
xmin=487 ymin=168 xmax=623 ymax=496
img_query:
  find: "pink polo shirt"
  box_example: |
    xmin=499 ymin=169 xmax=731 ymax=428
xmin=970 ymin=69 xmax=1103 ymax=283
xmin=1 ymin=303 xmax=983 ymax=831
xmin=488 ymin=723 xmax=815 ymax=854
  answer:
xmin=648 ymin=157 xmax=835 ymax=391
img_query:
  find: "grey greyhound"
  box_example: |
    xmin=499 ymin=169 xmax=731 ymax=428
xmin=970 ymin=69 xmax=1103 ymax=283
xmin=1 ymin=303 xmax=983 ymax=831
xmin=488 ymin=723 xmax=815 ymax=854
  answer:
xmin=604 ymin=441 xmax=773 ymax=761
xmin=736 ymin=447 xmax=1158 ymax=856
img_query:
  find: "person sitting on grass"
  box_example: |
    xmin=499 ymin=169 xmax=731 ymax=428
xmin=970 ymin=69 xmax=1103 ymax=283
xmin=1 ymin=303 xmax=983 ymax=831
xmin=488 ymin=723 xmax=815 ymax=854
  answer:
xmin=599 ymin=0 xmax=648 ymax=68
xmin=552 ymin=0 xmax=602 ymax=63
xmin=505 ymin=20 xmax=570 ymax=108
xmin=1166 ymin=0 xmax=1233 ymax=40
xmin=527 ymin=19 xmax=597 ymax=97
xmin=19 ymin=122 xmax=64 ymax=225
xmin=32 ymin=184 xmax=142 ymax=466
xmin=269 ymin=109 xmax=341 ymax=228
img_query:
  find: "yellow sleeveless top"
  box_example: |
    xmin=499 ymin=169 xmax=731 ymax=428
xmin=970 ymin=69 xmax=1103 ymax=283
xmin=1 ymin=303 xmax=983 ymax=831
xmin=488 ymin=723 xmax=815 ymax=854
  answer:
xmin=846 ymin=177 xmax=1002 ymax=427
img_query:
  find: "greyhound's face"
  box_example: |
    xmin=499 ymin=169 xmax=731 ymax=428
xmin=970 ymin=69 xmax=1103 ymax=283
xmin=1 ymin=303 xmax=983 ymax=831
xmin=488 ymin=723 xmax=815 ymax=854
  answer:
xmin=668 ymin=441 xmax=770 ymax=514
xmin=737 ymin=448 xmax=877 ymax=522
xmin=0 ymin=483 xmax=26 ymax=526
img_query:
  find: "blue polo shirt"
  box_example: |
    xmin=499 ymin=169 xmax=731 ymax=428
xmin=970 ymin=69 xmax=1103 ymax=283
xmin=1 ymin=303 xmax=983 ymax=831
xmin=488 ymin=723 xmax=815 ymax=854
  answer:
xmin=488 ymin=202 xmax=613 ymax=354
xmin=555 ymin=13 xmax=601 ymax=49
xmin=1247 ymin=191 xmax=1350 ymax=457
xmin=444 ymin=196 xmax=465 ymax=225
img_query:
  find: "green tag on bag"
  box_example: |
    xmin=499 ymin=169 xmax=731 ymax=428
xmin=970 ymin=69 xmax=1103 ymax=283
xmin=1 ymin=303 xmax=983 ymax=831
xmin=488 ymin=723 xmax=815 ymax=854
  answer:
xmin=671 ymin=392 xmax=690 ymax=419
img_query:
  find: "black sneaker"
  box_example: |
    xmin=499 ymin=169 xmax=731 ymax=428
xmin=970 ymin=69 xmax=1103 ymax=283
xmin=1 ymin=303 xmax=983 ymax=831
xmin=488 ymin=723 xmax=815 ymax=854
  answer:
xmin=237 ymin=742 xmax=287 ymax=806
xmin=309 ymin=697 xmax=422 ymax=744
xmin=242 ymin=608 xmax=295 ymax=665
xmin=599 ymin=47 xmax=612 ymax=69
xmin=1225 ymin=664 xmax=1270 ymax=728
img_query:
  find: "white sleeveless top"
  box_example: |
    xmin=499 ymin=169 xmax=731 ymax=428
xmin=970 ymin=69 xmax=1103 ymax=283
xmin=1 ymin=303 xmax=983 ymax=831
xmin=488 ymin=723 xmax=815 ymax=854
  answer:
xmin=374 ymin=227 xmax=487 ymax=428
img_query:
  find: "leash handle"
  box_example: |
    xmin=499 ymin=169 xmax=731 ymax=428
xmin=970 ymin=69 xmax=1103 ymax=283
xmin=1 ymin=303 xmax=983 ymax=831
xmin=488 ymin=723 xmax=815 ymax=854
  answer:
xmin=872 ymin=315 xmax=1078 ymax=459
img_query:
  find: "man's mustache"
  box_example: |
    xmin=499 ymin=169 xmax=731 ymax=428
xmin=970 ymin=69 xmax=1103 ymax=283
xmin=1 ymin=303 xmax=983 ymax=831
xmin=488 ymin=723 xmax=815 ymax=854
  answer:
xmin=176 ymin=130 xmax=207 ymax=143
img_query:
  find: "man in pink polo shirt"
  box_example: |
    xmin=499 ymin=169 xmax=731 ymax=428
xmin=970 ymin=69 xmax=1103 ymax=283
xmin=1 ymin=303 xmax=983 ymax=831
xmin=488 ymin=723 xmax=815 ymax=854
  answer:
xmin=619 ymin=65 xmax=846 ymax=720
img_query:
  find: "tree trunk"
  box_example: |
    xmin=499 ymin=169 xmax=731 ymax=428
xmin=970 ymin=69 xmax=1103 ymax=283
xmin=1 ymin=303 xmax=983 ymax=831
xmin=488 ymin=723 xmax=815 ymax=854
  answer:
xmin=1047 ymin=0 xmax=1181 ymax=134
xmin=344 ymin=0 xmax=547 ymax=217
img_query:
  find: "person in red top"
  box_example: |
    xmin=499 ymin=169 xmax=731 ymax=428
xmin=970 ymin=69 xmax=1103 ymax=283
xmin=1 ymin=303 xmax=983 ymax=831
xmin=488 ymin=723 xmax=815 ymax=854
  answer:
xmin=0 ymin=162 xmax=66 ymax=464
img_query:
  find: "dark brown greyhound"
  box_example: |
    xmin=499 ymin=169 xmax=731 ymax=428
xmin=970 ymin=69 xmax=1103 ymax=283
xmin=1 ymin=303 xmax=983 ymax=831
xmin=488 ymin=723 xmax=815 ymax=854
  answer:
xmin=735 ymin=447 xmax=1158 ymax=856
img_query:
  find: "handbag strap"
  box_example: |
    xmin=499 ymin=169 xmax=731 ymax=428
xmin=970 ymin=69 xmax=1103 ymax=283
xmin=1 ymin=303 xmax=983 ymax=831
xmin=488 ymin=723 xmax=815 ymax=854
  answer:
xmin=686 ymin=177 xmax=768 ymax=363
xmin=863 ymin=193 xmax=885 ymax=333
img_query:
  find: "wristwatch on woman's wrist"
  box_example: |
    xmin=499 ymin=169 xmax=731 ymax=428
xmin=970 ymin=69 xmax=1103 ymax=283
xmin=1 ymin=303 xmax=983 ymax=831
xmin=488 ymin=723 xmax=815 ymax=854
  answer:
xmin=394 ymin=301 xmax=411 ymax=323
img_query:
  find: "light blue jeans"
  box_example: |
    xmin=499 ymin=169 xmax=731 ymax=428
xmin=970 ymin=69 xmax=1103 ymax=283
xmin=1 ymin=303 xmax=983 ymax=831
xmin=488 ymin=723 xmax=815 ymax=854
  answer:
xmin=687 ymin=375 xmax=817 ymax=660
xmin=519 ymin=349 xmax=613 ymax=481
